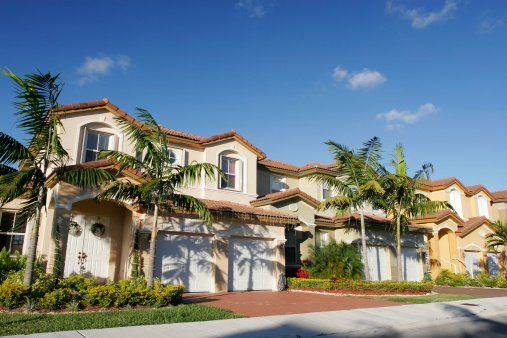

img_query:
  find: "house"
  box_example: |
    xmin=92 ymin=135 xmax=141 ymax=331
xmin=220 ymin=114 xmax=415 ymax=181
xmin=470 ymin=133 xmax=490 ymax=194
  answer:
xmin=415 ymin=178 xmax=507 ymax=278
xmin=0 ymin=99 xmax=504 ymax=291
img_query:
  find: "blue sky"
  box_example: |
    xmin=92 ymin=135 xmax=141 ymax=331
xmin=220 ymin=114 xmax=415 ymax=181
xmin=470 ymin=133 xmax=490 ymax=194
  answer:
xmin=1 ymin=0 xmax=506 ymax=190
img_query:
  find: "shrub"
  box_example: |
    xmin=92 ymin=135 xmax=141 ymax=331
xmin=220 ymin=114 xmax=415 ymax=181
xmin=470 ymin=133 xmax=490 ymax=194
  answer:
xmin=287 ymin=277 xmax=434 ymax=294
xmin=38 ymin=288 xmax=75 ymax=310
xmin=0 ymin=280 xmax=29 ymax=309
xmin=151 ymin=282 xmax=184 ymax=307
xmin=31 ymin=273 xmax=60 ymax=299
xmin=85 ymin=284 xmax=119 ymax=308
xmin=434 ymin=270 xmax=507 ymax=288
xmin=0 ymin=248 xmax=25 ymax=282
xmin=295 ymin=268 xmax=309 ymax=279
xmin=306 ymin=241 xmax=363 ymax=280
xmin=60 ymin=274 xmax=98 ymax=293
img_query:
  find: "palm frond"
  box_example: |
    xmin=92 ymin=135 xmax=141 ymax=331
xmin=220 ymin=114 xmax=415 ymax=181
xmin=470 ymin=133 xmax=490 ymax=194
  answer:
xmin=357 ymin=136 xmax=382 ymax=166
xmin=0 ymin=132 xmax=33 ymax=165
xmin=169 ymin=162 xmax=223 ymax=188
xmin=56 ymin=167 xmax=116 ymax=189
xmin=391 ymin=143 xmax=407 ymax=176
xmin=169 ymin=194 xmax=213 ymax=225
xmin=317 ymin=195 xmax=353 ymax=213
xmin=0 ymin=164 xmax=17 ymax=175
xmin=97 ymin=180 xmax=146 ymax=203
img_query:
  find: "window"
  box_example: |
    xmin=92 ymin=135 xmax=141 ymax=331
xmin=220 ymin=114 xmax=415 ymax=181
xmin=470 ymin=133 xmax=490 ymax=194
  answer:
xmin=477 ymin=196 xmax=489 ymax=218
xmin=0 ymin=211 xmax=26 ymax=254
xmin=270 ymin=175 xmax=286 ymax=193
xmin=134 ymin=150 xmax=143 ymax=170
xmin=322 ymin=183 xmax=334 ymax=201
xmin=168 ymin=149 xmax=180 ymax=165
xmin=83 ymin=130 xmax=112 ymax=162
xmin=220 ymin=155 xmax=242 ymax=190
xmin=285 ymin=228 xmax=299 ymax=265
xmin=449 ymin=189 xmax=463 ymax=218
xmin=318 ymin=231 xmax=329 ymax=247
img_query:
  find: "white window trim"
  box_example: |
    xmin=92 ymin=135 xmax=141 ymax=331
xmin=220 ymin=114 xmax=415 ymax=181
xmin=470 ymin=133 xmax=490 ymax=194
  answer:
xmin=477 ymin=195 xmax=489 ymax=218
xmin=168 ymin=147 xmax=183 ymax=166
xmin=321 ymin=183 xmax=334 ymax=201
xmin=270 ymin=174 xmax=286 ymax=193
xmin=449 ymin=188 xmax=463 ymax=218
xmin=81 ymin=127 xmax=116 ymax=163
xmin=218 ymin=153 xmax=244 ymax=192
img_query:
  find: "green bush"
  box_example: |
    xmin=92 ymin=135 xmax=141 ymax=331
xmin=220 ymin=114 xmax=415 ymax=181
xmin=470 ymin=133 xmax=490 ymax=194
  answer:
xmin=287 ymin=277 xmax=434 ymax=294
xmin=38 ymin=288 xmax=75 ymax=310
xmin=85 ymin=285 xmax=119 ymax=308
xmin=0 ymin=248 xmax=26 ymax=283
xmin=0 ymin=280 xmax=29 ymax=309
xmin=151 ymin=282 xmax=184 ymax=307
xmin=434 ymin=269 xmax=507 ymax=288
xmin=31 ymin=273 xmax=60 ymax=299
xmin=60 ymin=274 xmax=98 ymax=293
xmin=305 ymin=241 xmax=363 ymax=280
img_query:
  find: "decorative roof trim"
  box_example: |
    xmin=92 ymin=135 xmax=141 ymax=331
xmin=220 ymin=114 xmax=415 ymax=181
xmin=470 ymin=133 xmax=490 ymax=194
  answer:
xmin=251 ymin=188 xmax=321 ymax=207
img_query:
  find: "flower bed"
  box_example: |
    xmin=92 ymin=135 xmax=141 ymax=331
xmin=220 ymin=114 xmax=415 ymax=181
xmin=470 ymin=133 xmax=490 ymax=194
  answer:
xmin=287 ymin=277 xmax=434 ymax=295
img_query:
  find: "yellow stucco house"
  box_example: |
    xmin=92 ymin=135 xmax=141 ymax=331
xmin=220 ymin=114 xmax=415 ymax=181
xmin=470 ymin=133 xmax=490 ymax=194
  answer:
xmin=0 ymin=99 xmax=505 ymax=291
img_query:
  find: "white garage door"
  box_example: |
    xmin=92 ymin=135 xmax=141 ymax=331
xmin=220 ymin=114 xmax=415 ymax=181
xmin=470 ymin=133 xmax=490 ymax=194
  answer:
xmin=155 ymin=233 xmax=212 ymax=292
xmin=487 ymin=253 xmax=500 ymax=275
xmin=465 ymin=251 xmax=481 ymax=277
xmin=229 ymin=238 xmax=275 ymax=291
xmin=367 ymin=246 xmax=390 ymax=281
xmin=401 ymin=247 xmax=422 ymax=281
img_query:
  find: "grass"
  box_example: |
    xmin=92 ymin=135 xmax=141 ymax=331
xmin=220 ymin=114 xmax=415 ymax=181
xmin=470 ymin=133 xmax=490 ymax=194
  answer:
xmin=370 ymin=293 xmax=480 ymax=304
xmin=0 ymin=304 xmax=242 ymax=336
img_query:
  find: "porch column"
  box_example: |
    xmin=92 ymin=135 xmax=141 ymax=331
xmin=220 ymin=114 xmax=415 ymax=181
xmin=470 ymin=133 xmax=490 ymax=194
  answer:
xmin=428 ymin=230 xmax=440 ymax=279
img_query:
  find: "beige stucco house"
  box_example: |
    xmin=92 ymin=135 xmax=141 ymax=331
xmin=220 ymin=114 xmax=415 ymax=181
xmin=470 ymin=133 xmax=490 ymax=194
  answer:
xmin=0 ymin=99 xmax=505 ymax=291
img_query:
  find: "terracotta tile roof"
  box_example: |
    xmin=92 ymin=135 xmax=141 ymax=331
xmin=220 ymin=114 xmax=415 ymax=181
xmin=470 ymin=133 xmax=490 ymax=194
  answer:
xmin=315 ymin=212 xmax=390 ymax=225
xmin=258 ymin=158 xmax=336 ymax=175
xmin=492 ymin=190 xmax=507 ymax=202
xmin=411 ymin=209 xmax=464 ymax=225
xmin=251 ymin=188 xmax=321 ymax=207
xmin=458 ymin=216 xmax=491 ymax=237
xmin=419 ymin=177 xmax=497 ymax=200
xmin=202 ymin=199 xmax=299 ymax=224
xmin=55 ymin=99 xmax=266 ymax=159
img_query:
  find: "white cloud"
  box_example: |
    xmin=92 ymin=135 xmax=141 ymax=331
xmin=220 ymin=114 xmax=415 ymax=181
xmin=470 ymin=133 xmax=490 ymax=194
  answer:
xmin=347 ymin=69 xmax=387 ymax=89
xmin=377 ymin=103 xmax=439 ymax=130
xmin=386 ymin=0 xmax=459 ymax=29
xmin=332 ymin=66 xmax=348 ymax=81
xmin=332 ymin=66 xmax=387 ymax=90
xmin=236 ymin=0 xmax=268 ymax=18
xmin=478 ymin=15 xmax=504 ymax=34
xmin=77 ymin=55 xmax=132 ymax=85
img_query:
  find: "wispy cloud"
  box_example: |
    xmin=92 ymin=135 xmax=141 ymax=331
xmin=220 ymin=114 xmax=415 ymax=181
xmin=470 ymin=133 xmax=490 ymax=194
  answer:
xmin=377 ymin=103 xmax=439 ymax=130
xmin=236 ymin=0 xmax=271 ymax=18
xmin=76 ymin=55 xmax=132 ymax=85
xmin=386 ymin=0 xmax=459 ymax=29
xmin=333 ymin=65 xmax=387 ymax=90
xmin=478 ymin=15 xmax=504 ymax=34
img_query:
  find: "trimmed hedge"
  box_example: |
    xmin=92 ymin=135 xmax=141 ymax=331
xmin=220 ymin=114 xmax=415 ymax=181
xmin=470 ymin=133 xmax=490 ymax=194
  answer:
xmin=435 ymin=270 xmax=507 ymax=288
xmin=287 ymin=277 xmax=434 ymax=294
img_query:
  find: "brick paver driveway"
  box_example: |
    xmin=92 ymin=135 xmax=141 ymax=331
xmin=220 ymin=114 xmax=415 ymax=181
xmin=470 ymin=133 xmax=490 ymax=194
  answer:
xmin=184 ymin=291 xmax=397 ymax=317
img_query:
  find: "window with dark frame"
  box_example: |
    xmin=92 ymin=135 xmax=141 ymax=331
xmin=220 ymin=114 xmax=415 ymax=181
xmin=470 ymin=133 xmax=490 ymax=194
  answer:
xmin=0 ymin=211 xmax=27 ymax=254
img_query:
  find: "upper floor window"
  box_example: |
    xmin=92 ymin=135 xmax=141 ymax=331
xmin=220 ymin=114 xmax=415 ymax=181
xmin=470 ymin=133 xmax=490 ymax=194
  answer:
xmin=0 ymin=211 xmax=27 ymax=254
xmin=449 ymin=188 xmax=463 ymax=218
xmin=477 ymin=195 xmax=489 ymax=218
xmin=322 ymin=183 xmax=334 ymax=201
xmin=83 ymin=130 xmax=113 ymax=163
xmin=219 ymin=154 xmax=242 ymax=191
xmin=270 ymin=175 xmax=286 ymax=193
xmin=168 ymin=149 xmax=180 ymax=165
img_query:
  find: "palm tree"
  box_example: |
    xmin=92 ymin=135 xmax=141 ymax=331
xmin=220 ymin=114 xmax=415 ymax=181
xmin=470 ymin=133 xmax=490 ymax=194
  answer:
xmin=0 ymin=70 xmax=115 ymax=286
xmin=310 ymin=137 xmax=384 ymax=281
xmin=97 ymin=108 xmax=222 ymax=286
xmin=307 ymin=240 xmax=363 ymax=280
xmin=486 ymin=221 xmax=507 ymax=250
xmin=376 ymin=144 xmax=450 ymax=280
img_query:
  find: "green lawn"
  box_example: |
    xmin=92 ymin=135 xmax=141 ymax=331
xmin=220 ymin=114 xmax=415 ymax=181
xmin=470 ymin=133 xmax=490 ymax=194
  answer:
xmin=0 ymin=304 xmax=242 ymax=336
xmin=370 ymin=293 xmax=480 ymax=304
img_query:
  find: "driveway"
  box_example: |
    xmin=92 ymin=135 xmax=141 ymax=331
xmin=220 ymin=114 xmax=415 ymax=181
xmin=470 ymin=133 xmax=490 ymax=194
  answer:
xmin=183 ymin=291 xmax=397 ymax=317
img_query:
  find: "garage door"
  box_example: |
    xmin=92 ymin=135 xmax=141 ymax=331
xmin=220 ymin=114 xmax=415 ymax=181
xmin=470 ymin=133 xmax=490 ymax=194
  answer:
xmin=367 ymin=246 xmax=390 ymax=281
xmin=155 ymin=233 xmax=212 ymax=292
xmin=229 ymin=238 xmax=275 ymax=291
xmin=487 ymin=253 xmax=499 ymax=275
xmin=401 ymin=247 xmax=422 ymax=281
xmin=465 ymin=251 xmax=481 ymax=277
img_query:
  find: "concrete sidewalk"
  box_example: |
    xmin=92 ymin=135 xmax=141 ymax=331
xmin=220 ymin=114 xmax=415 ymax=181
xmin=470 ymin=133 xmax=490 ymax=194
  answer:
xmin=9 ymin=297 xmax=507 ymax=338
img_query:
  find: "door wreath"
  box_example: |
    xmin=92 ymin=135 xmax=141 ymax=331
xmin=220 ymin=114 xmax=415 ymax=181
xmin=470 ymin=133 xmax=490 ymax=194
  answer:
xmin=91 ymin=222 xmax=106 ymax=237
xmin=69 ymin=221 xmax=82 ymax=236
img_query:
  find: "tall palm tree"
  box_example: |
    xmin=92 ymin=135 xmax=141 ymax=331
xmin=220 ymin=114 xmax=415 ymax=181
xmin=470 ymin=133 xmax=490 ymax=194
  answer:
xmin=376 ymin=144 xmax=450 ymax=280
xmin=0 ymin=70 xmax=115 ymax=286
xmin=97 ymin=108 xmax=222 ymax=286
xmin=486 ymin=221 xmax=507 ymax=250
xmin=310 ymin=137 xmax=384 ymax=281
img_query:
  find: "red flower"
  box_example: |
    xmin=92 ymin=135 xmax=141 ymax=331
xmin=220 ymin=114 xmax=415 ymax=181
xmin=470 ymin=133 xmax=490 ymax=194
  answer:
xmin=296 ymin=268 xmax=309 ymax=279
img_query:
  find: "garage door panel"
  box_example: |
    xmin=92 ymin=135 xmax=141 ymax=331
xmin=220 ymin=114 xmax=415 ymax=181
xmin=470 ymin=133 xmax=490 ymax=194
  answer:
xmin=229 ymin=238 xmax=275 ymax=291
xmin=367 ymin=246 xmax=390 ymax=281
xmin=156 ymin=234 xmax=212 ymax=292
xmin=401 ymin=247 xmax=422 ymax=281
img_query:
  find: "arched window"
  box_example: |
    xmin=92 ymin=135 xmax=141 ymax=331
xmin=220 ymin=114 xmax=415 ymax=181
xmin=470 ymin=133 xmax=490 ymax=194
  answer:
xmin=449 ymin=189 xmax=463 ymax=218
xmin=477 ymin=195 xmax=489 ymax=218
xmin=80 ymin=123 xmax=118 ymax=163
xmin=218 ymin=151 xmax=243 ymax=191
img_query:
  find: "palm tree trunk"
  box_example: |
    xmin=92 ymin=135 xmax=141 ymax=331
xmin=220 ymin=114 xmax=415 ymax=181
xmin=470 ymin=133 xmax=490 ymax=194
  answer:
xmin=146 ymin=204 xmax=159 ymax=286
xmin=396 ymin=213 xmax=403 ymax=281
xmin=23 ymin=191 xmax=44 ymax=286
xmin=359 ymin=210 xmax=371 ymax=281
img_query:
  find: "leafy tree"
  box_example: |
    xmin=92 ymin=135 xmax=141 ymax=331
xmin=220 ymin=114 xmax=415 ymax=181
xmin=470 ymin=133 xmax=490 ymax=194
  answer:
xmin=0 ymin=70 xmax=115 ymax=286
xmin=376 ymin=144 xmax=450 ymax=280
xmin=486 ymin=221 xmax=507 ymax=253
xmin=97 ymin=108 xmax=222 ymax=286
xmin=306 ymin=240 xmax=363 ymax=280
xmin=310 ymin=137 xmax=383 ymax=280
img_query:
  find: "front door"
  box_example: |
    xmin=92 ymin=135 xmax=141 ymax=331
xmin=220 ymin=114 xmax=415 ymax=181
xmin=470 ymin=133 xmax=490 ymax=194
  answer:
xmin=64 ymin=214 xmax=111 ymax=279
